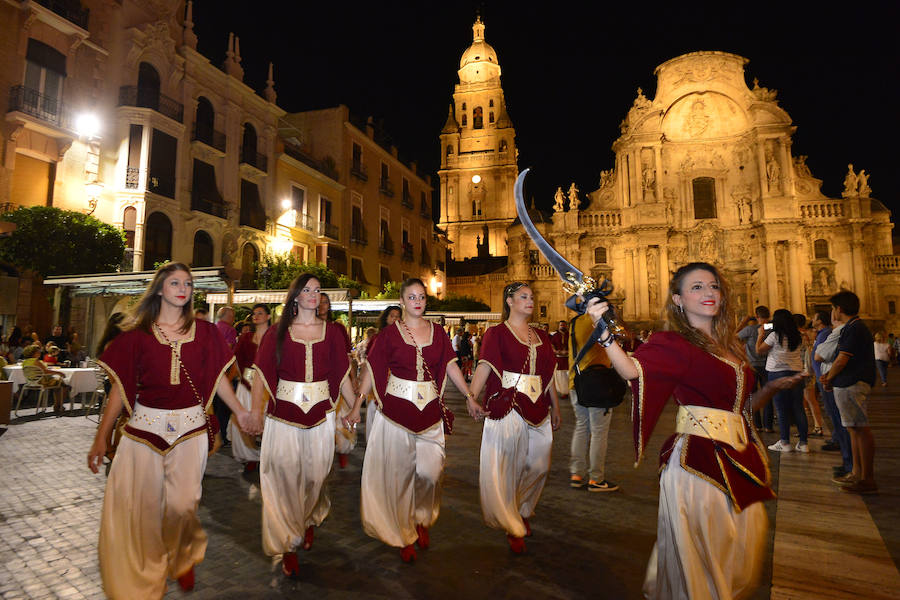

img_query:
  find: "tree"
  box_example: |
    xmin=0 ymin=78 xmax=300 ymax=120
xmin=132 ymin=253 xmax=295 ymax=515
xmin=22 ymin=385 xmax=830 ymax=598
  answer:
xmin=0 ymin=206 xmax=125 ymax=276
xmin=375 ymin=280 xmax=490 ymax=312
xmin=254 ymin=252 xmax=362 ymax=293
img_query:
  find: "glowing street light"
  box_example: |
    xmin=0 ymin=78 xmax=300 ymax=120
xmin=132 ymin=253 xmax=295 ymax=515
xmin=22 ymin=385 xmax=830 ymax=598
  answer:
xmin=75 ymin=113 xmax=101 ymax=139
xmin=471 ymin=174 xmax=481 ymax=184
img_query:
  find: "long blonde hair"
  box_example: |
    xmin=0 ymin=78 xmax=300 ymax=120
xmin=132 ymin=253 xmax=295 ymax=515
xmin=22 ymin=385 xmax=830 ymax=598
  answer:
xmin=125 ymin=262 xmax=195 ymax=334
xmin=662 ymin=262 xmax=743 ymax=359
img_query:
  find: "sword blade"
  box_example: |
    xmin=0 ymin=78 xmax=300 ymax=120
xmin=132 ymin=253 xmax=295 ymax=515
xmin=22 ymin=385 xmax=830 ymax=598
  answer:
xmin=514 ymin=168 xmax=583 ymax=284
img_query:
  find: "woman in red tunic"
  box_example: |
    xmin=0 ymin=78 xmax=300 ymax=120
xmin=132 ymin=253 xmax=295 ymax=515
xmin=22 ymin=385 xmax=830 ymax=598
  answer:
xmin=587 ymin=262 xmax=801 ymax=599
xmin=348 ymin=278 xmax=478 ymax=562
xmin=469 ymin=282 xmax=561 ymax=553
xmin=229 ymin=303 xmax=270 ymax=471
xmin=86 ymin=262 xmax=256 ymax=599
xmin=318 ymin=292 xmax=357 ymax=468
xmin=248 ymin=274 xmax=356 ymax=578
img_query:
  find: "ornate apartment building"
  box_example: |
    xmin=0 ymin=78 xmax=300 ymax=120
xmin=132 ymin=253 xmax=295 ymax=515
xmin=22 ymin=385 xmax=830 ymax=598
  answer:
xmin=448 ymin=49 xmax=900 ymax=331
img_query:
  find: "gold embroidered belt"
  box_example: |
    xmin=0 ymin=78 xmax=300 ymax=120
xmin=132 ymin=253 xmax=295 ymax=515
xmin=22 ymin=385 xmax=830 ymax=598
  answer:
xmin=675 ymin=405 xmax=747 ymax=450
xmin=130 ymin=402 xmax=206 ymax=445
xmin=276 ymin=379 xmax=331 ymax=414
xmin=386 ymin=374 xmax=437 ymax=411
xmin=501 ymin=371 xmax=542 ymax=403
xmin=242 ymin=367 xmax=255 ymax=385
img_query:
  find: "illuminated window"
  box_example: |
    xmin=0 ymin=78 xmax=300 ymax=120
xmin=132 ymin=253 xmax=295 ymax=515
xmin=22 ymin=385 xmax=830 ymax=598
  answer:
xmin=692 ymin=177 xmax=716 ymax=219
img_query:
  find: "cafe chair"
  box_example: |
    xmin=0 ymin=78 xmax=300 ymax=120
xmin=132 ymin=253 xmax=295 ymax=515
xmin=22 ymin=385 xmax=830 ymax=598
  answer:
xmin=84 ymin=360 xmax=108 ymax=422
xmin=15 ymin=365 xmax=55 ymax=417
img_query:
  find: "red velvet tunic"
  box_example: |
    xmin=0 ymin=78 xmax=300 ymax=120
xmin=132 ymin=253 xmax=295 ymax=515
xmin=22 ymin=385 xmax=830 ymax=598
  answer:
xmin=98 ymin=320 xmax=234 ymax=451
xmin=253 ymin=321 xmax=350 ymax=428
xmin=630 ymin=331 xmax=775 ymax=511
xmin=478 ymin=322 xmax=555 ymax=426
xmin=366 ymin=321 xmax=456 ymax=434
xmin=234 ymin=330 xmax=258 ymax=387
xmin=550 ymin=329 xmax=569 ymax=370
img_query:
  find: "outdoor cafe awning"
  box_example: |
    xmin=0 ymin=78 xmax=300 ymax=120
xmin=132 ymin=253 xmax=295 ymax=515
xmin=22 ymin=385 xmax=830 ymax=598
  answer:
xmin=44 ymin=267 xmax=230 ymax=296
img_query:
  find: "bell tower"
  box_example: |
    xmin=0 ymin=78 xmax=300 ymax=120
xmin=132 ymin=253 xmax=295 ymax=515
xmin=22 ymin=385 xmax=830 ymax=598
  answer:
xmin=438 ymin=17 xmax=518 ymax=259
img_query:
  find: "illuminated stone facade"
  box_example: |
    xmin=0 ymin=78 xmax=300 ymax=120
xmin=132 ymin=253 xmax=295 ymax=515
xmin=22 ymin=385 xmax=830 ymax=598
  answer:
xmin=450 ymin=51 xmax=900 ymax=331
xmin=438 ymin=17 xmax=518 ymax=260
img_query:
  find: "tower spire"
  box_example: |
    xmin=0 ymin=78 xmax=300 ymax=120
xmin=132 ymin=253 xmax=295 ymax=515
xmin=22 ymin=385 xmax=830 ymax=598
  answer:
xmin=472 ymin=15 xmax=485 ymax=42
xmin=183 ymin=0 xmax=197 ymax=49
xmin=264 ymin=62 xmax=277 ymax=103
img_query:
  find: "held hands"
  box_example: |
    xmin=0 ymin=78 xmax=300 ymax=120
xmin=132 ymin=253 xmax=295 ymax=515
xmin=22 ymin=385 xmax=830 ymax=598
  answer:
xmin=342 ymin=405 xmax=362 ymax=431
xmin=466 ymin=394 xmax=489 ymax=420
xmin=238 ymin=409 xmax=263 ymax=436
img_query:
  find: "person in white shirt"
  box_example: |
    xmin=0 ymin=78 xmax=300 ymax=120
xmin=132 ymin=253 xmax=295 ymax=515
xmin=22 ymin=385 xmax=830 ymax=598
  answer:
xmin=756 ymin=309 xmax=808 ymax=452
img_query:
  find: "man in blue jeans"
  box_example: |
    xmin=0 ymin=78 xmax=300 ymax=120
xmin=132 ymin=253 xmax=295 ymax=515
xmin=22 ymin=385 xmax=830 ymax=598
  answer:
xmin=820 ymin=291 xmax=877 ymax=494
xmin=811 ymin=310 xmax=852 ymax=477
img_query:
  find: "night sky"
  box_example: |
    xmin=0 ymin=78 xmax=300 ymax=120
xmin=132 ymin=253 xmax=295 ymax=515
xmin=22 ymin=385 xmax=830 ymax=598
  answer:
xmin=192 ymin=1 xmax=899 ymax=221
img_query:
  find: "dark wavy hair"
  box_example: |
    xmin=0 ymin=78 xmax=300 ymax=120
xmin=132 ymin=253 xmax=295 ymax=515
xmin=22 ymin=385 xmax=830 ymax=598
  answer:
xmin=276 ymin=273 xmax=320 ymax=364
xmin=501 ymin=281 xmax=529 ymax=321
xmin=662 ymin=262 xmax=742 ymax=358
xmin=125 ymin=262 xmax=194 ymax=334
xmin=378 ymin=305 xmax=401 ymax=331
xmin=772 ymin=309 xmax=802 ymax=351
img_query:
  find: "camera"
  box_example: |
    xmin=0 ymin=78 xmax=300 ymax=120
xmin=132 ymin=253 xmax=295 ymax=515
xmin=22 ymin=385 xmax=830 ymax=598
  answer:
xmin=763 ymin=322 xmax=774 ymax=331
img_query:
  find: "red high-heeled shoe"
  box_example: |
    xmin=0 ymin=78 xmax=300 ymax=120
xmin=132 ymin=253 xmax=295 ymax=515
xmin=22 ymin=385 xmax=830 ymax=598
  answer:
xmin=400 ymin=544 xmax=417 ymax=563
xmin=302 ymin=525 xmax=314 ymax=550
xmin=522 ymin=518 xmax=532 ymax=537
xmin=507 ymin=534 xmax=526 ymax=554
xmin=282 ymin=552 xmax=300 ymax=577
xmin=415 ymin=524 xmax=429 ymax=549
xmin=177 ymin=566 xmax=195 ymax=591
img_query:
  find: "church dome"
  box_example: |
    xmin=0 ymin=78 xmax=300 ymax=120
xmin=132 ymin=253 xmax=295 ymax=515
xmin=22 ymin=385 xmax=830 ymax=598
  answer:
xmin=458 ymin=17 xmax=501 ymax=83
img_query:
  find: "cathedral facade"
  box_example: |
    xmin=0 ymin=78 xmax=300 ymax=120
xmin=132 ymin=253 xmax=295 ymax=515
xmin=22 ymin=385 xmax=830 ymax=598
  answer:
xmin=448 ymin=50 xmax=900 ymax=332
xmin=438 ymin=17 xmax=518 ymax=260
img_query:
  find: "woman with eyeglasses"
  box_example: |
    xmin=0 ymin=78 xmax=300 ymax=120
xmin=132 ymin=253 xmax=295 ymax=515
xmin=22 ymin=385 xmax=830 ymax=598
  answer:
xmin=246 ymin=274 xmax=357 ymax=578
xmin=468 ymin=281 xmax=561 ymax=554
xmin=229 ymin=303 xmax=271 ymax=472
xmin=587 ymin=262 xmax=801 ymax=600
xmin=348 ymin=278 xmax=475 ymax=562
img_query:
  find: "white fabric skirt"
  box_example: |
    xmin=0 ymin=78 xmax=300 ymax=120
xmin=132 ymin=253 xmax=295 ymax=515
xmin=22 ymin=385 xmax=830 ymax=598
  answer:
xmin=643 ymin=437 xmax=768 ymax=600
xmin=260 ymin=412 xmax=335 ymax=556
xmin=334 ymin=394 xmax=357 ymax=454
xmin=228 ymin=382 xmax=260 ymax=463
xmin=479 ymin=411 xmax=552 ymax=538
xmin=99 ymin=434 xmax=208 ymax=600
xmin=554 ymin=369 xmax=569 ymax=397
xmin=360 ymin=408 xmax=445 ymax=547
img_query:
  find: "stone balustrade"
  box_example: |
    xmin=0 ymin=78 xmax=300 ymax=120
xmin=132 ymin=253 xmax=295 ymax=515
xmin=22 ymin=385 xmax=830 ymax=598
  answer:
xmin=799 ymin=201 xmax=845 ymax=219
xmin=874 ymin=255 xmax=900 ymax=272
xmin=578 ymin=211 xmax=623 ymax=229
xmin=530 ymin=264 xmax=555 ymax=278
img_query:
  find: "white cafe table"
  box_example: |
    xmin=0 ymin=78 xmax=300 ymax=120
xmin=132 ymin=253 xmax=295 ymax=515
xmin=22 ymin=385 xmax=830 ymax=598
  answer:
xmin=2 ymin=365 xmax=98 ymax=399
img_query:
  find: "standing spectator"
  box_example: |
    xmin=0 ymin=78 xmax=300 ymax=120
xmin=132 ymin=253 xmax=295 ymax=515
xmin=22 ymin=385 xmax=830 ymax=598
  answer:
xmin=796 ymin=314 xmax=825 ymax=436
xmin=887 ymin=333 xmax=898 ymax=366
xmin=214 ymin=306 xmax=237 ymax=349
xmin=737 ymin=306 xmax=773 ymax=432
xmin=821 ymin=291 xmax=877 ymax=494
xmin=550 ymin=320 xmax=570 ymax=399
xmin=194 ymin=307 xmax=209 ymax=320
xmin=46 ymin=324 xmax=70 ymax=363
xmin=757 ymin=309 xmax=808 ymax=452
xmin=812 ymin=311 xmax=852 ymax=477
xmin=891 ymin=333 xmax=900 ymax=366
xmin=566 ymin=312 xmax=620 ymax=492
xmin=873 ymin=333 xmax=889 ymax=387
xmin=213 ymin=306 xmax=238 ymax=444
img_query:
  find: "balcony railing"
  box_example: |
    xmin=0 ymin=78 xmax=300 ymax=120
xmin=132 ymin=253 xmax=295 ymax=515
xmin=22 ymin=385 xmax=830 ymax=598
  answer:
xmin=799 ymin=201 xmax=845 ymax=219
xmin=577 ymin=211 xmax=623 ymax=229
xmin=401 ymin=247 xmax=414 ymax=262
xmin=378 ymin=241 xmax=394 ymax=256
xmin=191 ymin=197 xmax=226 ymax=218
xmin=420 ymin=204 xmax=431 ymax=219
xmin=297 ymin=212 xmax=313 ymax=232
xmin=0 ymin=202 xmax=19 ymax=214
xmin=874 ymin=255 xmax=900 ymax=273
xmin=317 ymin=221 xmax=339 ymax=240
xmin=379 ymin=178 xmax=394 ymax=197
xmin=191 ymin=124 xmax=226 ymax=152
xmin=350 ymin=162 xmax=368 ymax=181
xmin=34 ymin=0 xmax=89 ymax=29
xmin=350 ymin=227 xmax=368 ymax=246
xmin=8 ymin=85 xmax=71 ymax=129
xmin=401 ymin=194 xmax=413 ymax=209
xmin=147 ymin=173 xmax=175 ymax=198
xmin=118 ymin=86 xmax=184 ymax=123
xmin=125 ymin=166 xmax=141 ymax=189
xmin=240 ymin=149 xmax=268 ymax=172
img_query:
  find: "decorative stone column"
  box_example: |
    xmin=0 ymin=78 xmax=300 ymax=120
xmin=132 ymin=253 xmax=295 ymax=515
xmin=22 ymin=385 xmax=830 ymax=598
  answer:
xmin=756 ymin=140 xmax=769 ymax=199
xmin=624 ymin=248 xmax=636 ymax=320
xmin=764 ymin=240 xmax=778 ymax=308
xmin=788 ymin=240 xmax=803 ymax=312
xmin=637 ymin=245 xmax=649 ymax=319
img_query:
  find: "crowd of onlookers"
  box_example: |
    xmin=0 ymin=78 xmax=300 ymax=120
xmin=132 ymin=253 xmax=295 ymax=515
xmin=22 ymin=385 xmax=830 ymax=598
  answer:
xmin=1 ymin=323 xmax=88 ymax=367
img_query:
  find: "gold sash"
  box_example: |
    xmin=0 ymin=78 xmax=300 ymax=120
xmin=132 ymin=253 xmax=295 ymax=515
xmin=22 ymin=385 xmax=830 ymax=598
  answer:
xmin=675 ymin=405 xmax=747 ymax=450
xmin=386 ymin=374 xmax=438 ymax=411
xmin=501 ymin=371 xmax=542 ymax=403
xmin=275 ymin=380 xmax=331 ymax=414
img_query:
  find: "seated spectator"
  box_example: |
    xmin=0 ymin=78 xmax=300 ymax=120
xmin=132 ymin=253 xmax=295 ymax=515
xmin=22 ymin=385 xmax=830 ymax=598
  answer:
xmin=43 ymin=343 xmax=61 ymax=364
xmin=21 ymin=343 xmax=66 ymax=414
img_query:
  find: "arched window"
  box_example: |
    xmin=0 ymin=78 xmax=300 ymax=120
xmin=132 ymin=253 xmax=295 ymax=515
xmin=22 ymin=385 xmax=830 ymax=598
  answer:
xmin=241 ymin=122 xmax=257 ymax=164
xmin=144 ymin=211 xmax=172 ymax=269
xmin=489 ymin=111 xmax=494 ymax=123
xmin=461 ymin=114 xmax=467 ymax=127
xmin=123 ymin=206 xmax=136 ymax=250
xmin=461 ymin=102 xmax=466 ymax=111
xmin=692 ymin=177 xmax=717 ymax=219
xmin=194 ymin=97 xmax=215 ymax=145
xmin=814 ymin=238 xmax=829 ymax=259
xmin=594 ymin=247 xmax=608 ymax=264
xmin=446 ymin=145 xmax=453 ymax=156
xmin=473 ymin=106 xmax=483 ymax=129
xmin=137 ymin=62 xmax=160 ymax=110
xmin=192 ymin=230 xmax=214 ymax=267
xmin=240 ymin=243 xmax=259 ymax=288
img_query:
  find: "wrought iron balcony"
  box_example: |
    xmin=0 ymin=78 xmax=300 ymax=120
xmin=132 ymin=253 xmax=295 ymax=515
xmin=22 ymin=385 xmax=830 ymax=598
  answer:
xmin=401 ymin=247 xmax=414 ymax=262
xmin=379 ymin=178 xmax=394 ymax=197
xmin=317 ymin=221 xmax=339 ymax=240
xmin=420 ymin=204 xmax=430 ymax=219
xmin=350 ymin=162 xmax=368 ymax=181
xmin=125 ymin=166 xmax=141 ymax=189
xmin=8 ymin=85 xmax=71 ymax=129
xmin=350 ymin=227 xmax=368 ymax=246
xmin=147 ymin=173 xmax=175 ymax=199
xmin=191 ymin=124 xmax=226 ymax=152
xmin=240 ymin=149 xmax=268 ymax=172
xmin=378 ymin=241 xmax=394 ymax=256
xmin=297 ymin=212 xmax=314 ymax=231
xmin=118 ymin=86 xmax=184 ymax=123
xmin=191 ymin=196 xmax=226 ymax=218
xmin=33 ymin=0 xmax=89 ymax=30
xmin=401 ymin=193 xmax=413 ymax=209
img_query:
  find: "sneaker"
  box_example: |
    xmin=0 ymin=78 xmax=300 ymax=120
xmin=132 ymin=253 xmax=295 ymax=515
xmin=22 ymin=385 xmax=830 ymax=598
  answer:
xmin=795 ymin=442 xmax=809 ymax=453
xmin=767 ymin=440 xmax=793 ymax=452
xmin=832 ymin=472 xmax=858 ymax=485
xmin=569 ymin=474 xmax=585 ymax=488
xmin=810 ymin=427 xmax=824 ymax=438
xmin=587 ymin=479 xmax=619 ymax=492
xmin=839 ymin=480 xmax=878 ymax=494
xmin=821 ymin=441 xmax=841 ymax=452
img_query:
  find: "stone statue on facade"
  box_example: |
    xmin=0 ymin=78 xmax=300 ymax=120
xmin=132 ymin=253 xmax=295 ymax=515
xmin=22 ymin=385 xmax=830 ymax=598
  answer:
xmin=842 ymin=164 xmax=858 ymax=197
xmin=858 ymin=170 xmax=871 ymax=197
xmin=598 ymin=169 xmax=615 ymax=191
xmin=553 ymin=187 xmax=565 ymax=212
xmin=765 ymin=151 xmax=781 ymax=193
xmin=793 ymin=155 xmax=812 ymax=179
xmin=633 ymin=87 xmax=651 ymax=110
xmin=567 ymin=182 xmax=580 ymax=210
xmin=751 ymin=78 xmax=778 ymax=102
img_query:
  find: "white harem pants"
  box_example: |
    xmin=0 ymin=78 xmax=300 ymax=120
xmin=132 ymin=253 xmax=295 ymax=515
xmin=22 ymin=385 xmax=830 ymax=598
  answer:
xmin=479 ymin=410 xmax=552 ymax=538
xmin=360 ymin=408 xmax=445 ymax=547
xmin=228 ymin=382 xmax=260 ymax=463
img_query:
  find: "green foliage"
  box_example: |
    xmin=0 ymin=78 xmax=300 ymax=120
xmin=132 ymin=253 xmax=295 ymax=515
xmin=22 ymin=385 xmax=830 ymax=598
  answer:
xmin=375 ymin=280 xmax=401 ymax=299
xmin=254 ymin=252 xmax=361 ymax=292
xmin=429 ymin=293 xmax=491 ymax=312
xmin=152 ymin=259 xmax=171 ymax=270
xmin=0 ymin=206 xmax=125 ymax=276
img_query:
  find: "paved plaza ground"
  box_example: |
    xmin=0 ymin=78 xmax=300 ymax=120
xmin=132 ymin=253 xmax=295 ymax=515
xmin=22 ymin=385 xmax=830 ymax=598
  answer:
xmin=1 ymin=370 xmax=899 ymax=599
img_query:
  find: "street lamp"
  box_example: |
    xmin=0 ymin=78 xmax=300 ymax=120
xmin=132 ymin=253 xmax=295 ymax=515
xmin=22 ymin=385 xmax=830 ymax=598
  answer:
xmin=75 ymin=113 xmax=101 ymax=139
xmin=471 ymin=174 xmax=481 ymax=184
